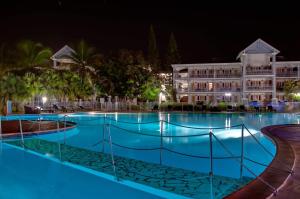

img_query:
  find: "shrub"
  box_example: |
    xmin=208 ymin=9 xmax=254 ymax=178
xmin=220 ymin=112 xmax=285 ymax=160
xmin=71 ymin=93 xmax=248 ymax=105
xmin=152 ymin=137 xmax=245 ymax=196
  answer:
xmin=239 ymin=105 xmax=245 ymax=111
xmin=217 ymin=102 xmax=227 ymax=111
xmin=209 ymin=106 xmax=220 ymax=112
xmin=152 ymin=104 xmax=159 ymax=110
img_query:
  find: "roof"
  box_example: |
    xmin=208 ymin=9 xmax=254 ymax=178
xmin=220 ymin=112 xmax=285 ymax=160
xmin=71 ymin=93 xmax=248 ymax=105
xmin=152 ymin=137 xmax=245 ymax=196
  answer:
xmin=237 ymin=38 xmax=280 ymax=59
xmin=51 ymin=45 xmax=76 ymax=60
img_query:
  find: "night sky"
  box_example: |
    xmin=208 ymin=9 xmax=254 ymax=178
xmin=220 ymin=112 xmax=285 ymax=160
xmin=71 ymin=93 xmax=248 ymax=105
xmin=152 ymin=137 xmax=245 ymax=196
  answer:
xmin=1 ymin=1 xmax=300 ymax=63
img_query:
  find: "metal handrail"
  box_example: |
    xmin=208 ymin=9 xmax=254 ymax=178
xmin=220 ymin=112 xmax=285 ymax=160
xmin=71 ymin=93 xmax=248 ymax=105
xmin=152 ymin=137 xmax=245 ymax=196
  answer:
xmin=211 ymin=133 xmax=278 ymax=195
xmin=244 ymin=125 xmax=293 ymax=174
xmin=18 ymin=118 xmax=25 ymax=149
xmin=243 ymin=125 xmax=274 ymax=158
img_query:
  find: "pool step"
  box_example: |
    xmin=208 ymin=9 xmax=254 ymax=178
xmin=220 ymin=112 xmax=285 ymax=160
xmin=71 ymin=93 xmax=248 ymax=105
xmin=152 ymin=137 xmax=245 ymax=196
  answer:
xmin=6 ymin=139 xmax=253 ymax=199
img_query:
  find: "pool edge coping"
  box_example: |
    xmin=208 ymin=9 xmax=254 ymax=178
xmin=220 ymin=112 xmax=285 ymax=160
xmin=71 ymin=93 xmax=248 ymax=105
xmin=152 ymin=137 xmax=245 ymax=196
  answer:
xmin=225 ymin=124 xmax=296 ymax=199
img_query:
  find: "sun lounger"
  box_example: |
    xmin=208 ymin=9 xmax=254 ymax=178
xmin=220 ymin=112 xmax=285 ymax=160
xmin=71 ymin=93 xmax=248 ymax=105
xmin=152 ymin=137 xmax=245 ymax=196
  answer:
xmin=24 ymin=106 xmax=41 ymax=114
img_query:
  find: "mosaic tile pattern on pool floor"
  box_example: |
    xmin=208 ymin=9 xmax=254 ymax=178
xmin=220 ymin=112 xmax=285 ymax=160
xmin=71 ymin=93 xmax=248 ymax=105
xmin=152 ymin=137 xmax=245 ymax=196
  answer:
xmin=7 ymin=139 xmax=253 ymax=199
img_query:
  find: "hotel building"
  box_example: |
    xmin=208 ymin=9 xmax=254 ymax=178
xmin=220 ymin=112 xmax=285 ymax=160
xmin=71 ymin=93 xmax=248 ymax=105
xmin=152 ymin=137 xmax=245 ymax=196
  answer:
xmin=172 ymin=39 xmax=300 ymax=104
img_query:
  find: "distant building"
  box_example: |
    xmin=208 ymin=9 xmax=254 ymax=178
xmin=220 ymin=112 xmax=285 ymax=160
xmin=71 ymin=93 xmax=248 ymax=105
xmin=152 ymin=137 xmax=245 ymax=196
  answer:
xmin=172 ymin=39 xmax=300 ymax=104
xmin=51 ymin=45 xmax=76 ymax=69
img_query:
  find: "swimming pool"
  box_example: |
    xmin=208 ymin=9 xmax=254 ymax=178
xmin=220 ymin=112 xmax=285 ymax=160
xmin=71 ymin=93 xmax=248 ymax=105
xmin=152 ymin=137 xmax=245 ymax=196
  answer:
xmin=1 ymin=112 xmax=298 ymax=198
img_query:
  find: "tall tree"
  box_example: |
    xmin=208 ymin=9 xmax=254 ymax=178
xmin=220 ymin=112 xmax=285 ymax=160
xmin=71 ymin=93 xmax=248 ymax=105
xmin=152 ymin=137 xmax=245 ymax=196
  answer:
xmin=17 ymin=40 xmax=52 ymax=70
xmin=0 ymin=73 xmax=29 ymax=115
xmin=69 ymin=40 xmax=97 ymax=76
xmin=165 ymin=32 xmax=181 ymax=72
xmin=148 ymin=25 xmax=160 ymax=71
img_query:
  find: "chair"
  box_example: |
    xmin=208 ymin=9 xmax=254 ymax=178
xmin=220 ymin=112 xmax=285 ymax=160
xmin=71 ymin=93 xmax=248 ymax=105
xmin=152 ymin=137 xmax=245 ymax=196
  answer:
xmin=61 ymin=106 xmax=68 ymax=112
xmin=53 ymin=104 xmax=60 ymax=112
xmin=24 ymin=105 xmax=41 ymax=114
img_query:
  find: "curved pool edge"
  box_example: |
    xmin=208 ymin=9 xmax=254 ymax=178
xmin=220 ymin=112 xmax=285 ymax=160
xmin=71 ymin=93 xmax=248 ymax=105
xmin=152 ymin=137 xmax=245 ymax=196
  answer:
xmin=225 ymin=124 xmax=296 ymax=199
xmin=1 ymin=120 xmax=77 ymax=138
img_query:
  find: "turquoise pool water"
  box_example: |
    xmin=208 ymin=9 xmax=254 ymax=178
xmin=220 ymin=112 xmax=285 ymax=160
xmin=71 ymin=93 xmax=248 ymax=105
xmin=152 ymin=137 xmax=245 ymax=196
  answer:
xmin=1 ymin=112 xmax=299 ymax=198
xmin=0 ymin=144 xmax=163 ymax=199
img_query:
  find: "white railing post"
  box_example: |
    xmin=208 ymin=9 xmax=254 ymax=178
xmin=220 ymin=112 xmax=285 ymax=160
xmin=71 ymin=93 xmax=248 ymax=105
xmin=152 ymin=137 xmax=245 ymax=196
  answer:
xmin=19 ymin=118 xmax=25 ymax=149
xmin=240 ymin=124 xmax=245 ymax=179
xmin=57 ymin=120 xmax=62 ymax=161
xmin=209 ymin=129 xmax=214 ymax=199
xmin=160 ymin=120 xmax=164 ymax=165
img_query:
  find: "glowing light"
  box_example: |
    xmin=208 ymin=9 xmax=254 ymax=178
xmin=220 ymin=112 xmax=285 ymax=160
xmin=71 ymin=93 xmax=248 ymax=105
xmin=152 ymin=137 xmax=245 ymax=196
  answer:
xmin=42 ymin=96 xmax=47 ymax=104
xmin=115 ymin=112 xmax=118 ymax=121
xmin=208 ymin=82 xmax=213 ymax=91
xmin=225 ymin=93 xmax=232 ymax=97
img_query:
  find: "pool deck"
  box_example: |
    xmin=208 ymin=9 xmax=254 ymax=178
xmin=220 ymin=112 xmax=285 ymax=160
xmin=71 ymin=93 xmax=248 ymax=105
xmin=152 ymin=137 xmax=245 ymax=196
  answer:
xmin=226 ymin=124 xmax=300 ymax=199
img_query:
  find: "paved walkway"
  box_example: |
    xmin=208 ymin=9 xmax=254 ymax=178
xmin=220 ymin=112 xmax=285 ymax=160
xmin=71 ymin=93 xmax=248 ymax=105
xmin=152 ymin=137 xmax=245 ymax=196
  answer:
xmin=7 ymin=139 xmax=252 ymax=199
xmin=226 ymin=124 xmax=299 ymax=199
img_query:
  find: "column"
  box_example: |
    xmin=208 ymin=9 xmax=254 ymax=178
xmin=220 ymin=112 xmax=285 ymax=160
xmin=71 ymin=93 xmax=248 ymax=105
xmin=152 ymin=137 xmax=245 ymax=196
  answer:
xmin=187 ymin=67 xmax=192 ymax=103
xmin=272 ymin=53 xmax=277 ymax=103
xmin=242 ymin=53 xmax=248 ymax=104
xmin=213 ymin=66 xmax=217 ymax=104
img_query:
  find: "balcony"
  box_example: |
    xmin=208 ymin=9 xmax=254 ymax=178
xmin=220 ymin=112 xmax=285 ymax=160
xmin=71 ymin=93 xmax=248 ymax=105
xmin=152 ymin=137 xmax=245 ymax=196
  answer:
xmin=246 ymin=86 xmax=273 ymax=91
xmin=215 ymin=74 xmax=241 ymax=78
xmin=190 ymin=74 xmax=214 ymax=78
xmin=190 ymin=87 xmax=241 ymax=92
xmin=177 ymin=88 xmax=188 ymax=93
xmin=174 ymin=73 xmax=188 ymax=79
xmin=276 ymin=87 xmax=284 ymax=92
xmin=191 ymin=88 xmax=213 ymax=92
xmin=276 ymin=72 xmax=298 ymax=77
xmin=214 ymin=88 xmax=241 ymax=92
xmin=246 ymin=70 xmax=273 ymax=75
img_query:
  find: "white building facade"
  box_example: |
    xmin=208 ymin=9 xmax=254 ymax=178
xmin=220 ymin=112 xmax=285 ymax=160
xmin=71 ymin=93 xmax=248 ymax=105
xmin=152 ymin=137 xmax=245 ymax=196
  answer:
xmin=172 ymin=39 xmax=300 ymax=104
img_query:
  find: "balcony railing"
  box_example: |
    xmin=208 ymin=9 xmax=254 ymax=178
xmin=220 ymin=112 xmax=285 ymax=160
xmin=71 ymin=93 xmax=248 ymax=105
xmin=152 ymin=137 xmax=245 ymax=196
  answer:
xmin=246 ymin=70 xmax=273 ymax=75
xmin=214 ymin=88 xmax=241 ymax=92
xmin=190 ymin=88 xmax=241 ymax=92
xmin=190 ymin=74 xmax=214 ymax=78
xmin=174 ymin=73 xmax=188 ymax=78
xmin=246 ymin=86 xmax=273 ymax=91
xmin=276 ymin=87 xmax=284 ymax=92
xmin=276 ymin=72 xmax=298 ymax=77
xmin=215 ymin=74 xmax=241 ymax=78
xmin=191 ymin=88 xmax=211 ymax=92
xmin=177 ymin=88 xmax=188 ymax=93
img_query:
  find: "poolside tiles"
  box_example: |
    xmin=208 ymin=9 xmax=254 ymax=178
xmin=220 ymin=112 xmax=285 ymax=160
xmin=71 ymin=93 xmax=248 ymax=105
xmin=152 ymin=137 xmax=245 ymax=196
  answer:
xmin=7 ymin=139 xmax=252 ymax=199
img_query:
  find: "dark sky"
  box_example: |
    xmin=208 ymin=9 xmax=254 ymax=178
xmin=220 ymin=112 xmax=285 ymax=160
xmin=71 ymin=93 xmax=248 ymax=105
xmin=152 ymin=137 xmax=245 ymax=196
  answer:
xmin=1 ymin=0 xmax=300 ymax=63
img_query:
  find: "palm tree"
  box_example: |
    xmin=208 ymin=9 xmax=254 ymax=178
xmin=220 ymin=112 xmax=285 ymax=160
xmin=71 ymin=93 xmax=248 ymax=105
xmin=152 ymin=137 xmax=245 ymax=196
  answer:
xmin=0 ymin=43 xmax=15 ymax=75
xmin=17 ymin=40 xmax=52 ymax=70
xmin=68 ymin=40 xmax=98 ymax=77
xmin=67 ymin=40 xmax=102 ymax=101
xmin=0 ymin=73 xmax=29 ymax=115
xmin=23 ymin=72 xmax=45 ymax=106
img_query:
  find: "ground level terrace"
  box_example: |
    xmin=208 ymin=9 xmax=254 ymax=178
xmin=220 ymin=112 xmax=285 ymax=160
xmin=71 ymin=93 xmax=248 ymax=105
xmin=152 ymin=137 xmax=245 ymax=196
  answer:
xmin=177 ymin=93 xmax=287 ymax=104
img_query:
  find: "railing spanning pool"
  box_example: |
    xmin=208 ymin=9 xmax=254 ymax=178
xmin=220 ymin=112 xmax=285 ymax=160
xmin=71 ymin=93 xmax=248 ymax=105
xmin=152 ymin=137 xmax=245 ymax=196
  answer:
xmin=1 ymin=112 xmax=297 ymax=198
